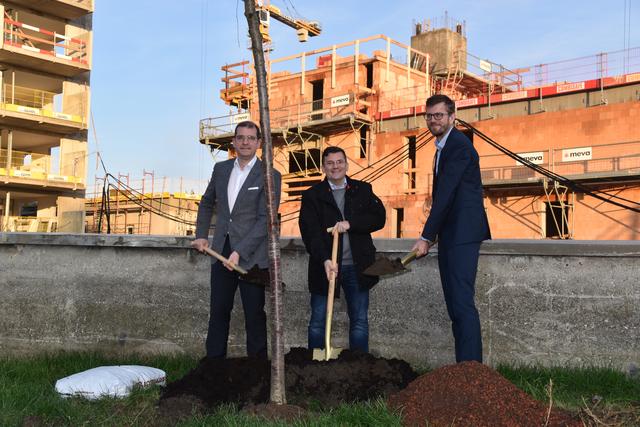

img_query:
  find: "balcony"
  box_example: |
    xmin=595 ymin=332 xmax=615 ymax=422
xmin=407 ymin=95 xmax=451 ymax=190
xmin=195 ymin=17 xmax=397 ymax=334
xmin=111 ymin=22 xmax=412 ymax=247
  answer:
xmin=479 ymin=140 xmax=640 ymax=190
xmin=0 ymin=83 xmax=87 ymax=133
xmin=1 ymin=17 xmax=90 ymax=77
xmin=0 ymin=148 xmax=84 ymax=190
xmin=0 ymin=216 xmax=57 ymax=232
xmin=17 ymin=0 xmax=94 ymax=20
xmin=200 ymin=92 xmax=372 ymax=149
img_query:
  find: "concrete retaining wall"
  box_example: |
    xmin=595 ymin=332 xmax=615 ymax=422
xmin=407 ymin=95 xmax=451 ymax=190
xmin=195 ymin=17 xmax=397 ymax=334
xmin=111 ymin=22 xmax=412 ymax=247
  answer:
xmin=1 ymin=233 xmax=638 ymax=370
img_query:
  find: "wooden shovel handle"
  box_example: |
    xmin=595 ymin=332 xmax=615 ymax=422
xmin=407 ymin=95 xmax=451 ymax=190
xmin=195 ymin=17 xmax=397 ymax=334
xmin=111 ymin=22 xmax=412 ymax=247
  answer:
xmin=203 ymin=247 xmax=248 ymax=275
xmin=324 ymin=226 xmax=340 ymax=360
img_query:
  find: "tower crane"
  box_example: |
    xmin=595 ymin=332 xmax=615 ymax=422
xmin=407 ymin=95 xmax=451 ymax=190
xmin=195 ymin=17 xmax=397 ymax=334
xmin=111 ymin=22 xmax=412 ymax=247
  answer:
xmin=255 ymin=0 xmax=321 ymax=44
xmin=219 ymin=1 xmax=321 ymax=108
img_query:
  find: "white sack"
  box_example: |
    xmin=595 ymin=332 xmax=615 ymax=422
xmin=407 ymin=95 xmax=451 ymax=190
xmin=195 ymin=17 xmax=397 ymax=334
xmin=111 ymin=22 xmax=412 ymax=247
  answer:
xmin=55 ymin=365 xmax=166 ymax=400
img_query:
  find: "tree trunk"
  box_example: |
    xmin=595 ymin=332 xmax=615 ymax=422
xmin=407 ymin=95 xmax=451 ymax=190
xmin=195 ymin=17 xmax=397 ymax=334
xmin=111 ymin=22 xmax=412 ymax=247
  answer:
xmin=243 ymin=0 xmax=286 ymax=405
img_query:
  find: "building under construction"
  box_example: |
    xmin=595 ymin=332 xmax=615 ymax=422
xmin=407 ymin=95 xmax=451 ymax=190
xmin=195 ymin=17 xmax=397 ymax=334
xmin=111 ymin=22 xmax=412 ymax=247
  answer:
xmin=84 ymin=173 xmax=202 ymax=235
xmin=0 ymin=0 xmax=92 ymax=233
xmin=203 ymin=15 xmax=639 ymax=240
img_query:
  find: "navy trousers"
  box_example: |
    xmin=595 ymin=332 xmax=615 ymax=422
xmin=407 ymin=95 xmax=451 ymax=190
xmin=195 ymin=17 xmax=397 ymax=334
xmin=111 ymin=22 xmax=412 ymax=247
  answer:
xmin=438 ymin=242 xmax=483 ymax=363
xmin=205 ymin=237 xmax=267 ymax=358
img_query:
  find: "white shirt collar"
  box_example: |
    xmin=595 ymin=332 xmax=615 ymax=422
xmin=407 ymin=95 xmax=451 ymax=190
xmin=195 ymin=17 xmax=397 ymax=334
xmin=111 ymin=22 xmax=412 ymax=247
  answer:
xmin=234 ymin=155 xmax=257 ymax=171
xmin=328 ymin=177 xmax=347 ymax=190
xmin=436 ymin=126 xmax=454 ymax=151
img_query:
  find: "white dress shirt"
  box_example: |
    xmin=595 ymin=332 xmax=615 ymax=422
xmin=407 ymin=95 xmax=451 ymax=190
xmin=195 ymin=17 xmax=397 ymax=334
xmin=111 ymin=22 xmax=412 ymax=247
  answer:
xmin=228 ymin=156 xmax=257 ymax=212
xmin=435 ymin=126 xmax=454 ymax=175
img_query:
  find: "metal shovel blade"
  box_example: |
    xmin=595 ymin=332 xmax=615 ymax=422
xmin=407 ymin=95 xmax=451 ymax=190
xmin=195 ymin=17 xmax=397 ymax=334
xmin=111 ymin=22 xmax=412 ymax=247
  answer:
xmin=312 ymin=346 xmax=343 ymax=361
xmin=362 ymin=250 xmax=418 ymax=277
xmin=242 ymin=265 xmax=270 ymax=286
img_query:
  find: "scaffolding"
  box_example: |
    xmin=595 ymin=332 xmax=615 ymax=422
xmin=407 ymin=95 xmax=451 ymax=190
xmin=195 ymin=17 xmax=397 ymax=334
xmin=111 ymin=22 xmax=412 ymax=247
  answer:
xmin=86 ymin=173 xmax=205 ymax=235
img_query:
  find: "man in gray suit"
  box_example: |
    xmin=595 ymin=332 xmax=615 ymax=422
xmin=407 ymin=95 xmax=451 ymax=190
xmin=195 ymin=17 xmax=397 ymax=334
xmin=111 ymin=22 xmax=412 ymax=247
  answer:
xmin=192 ymin=120 xmax=281 ymax=358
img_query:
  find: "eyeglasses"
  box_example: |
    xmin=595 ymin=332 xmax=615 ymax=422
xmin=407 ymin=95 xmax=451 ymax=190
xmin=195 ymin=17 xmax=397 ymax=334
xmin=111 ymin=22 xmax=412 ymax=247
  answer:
xmin=425 ymin=112 xmax=449 ymax=121
xmin=324 ymin=159 xmax=346 ymax=167
xmin=235 ymin=135 xmax=258 ymax=142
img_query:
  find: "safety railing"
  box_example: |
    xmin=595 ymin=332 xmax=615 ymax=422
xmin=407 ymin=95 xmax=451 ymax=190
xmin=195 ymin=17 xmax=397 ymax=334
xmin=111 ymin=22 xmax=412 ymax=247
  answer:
xmin=200 ymin=92 xmax=369 ymax=141
xmin=478 ymin=140 xmax=640 ymax=184
xmin=0 ymin=148 xmax=84 ymax=184
xmin=0 ymin=216 xmax=57 ymax=232
xmin=551 ymin=141 xmax=640 ymax=179
xmin=515 ymin=47 xmax=640 ymax=88
xmin=463 ymin=51 xmax=523 ymax=92
xmin=3 ymin=17 xmax=89 ymax=65
xmin=199 ymin=112 xmax=251 ymax=141
xmin=270 ymin=92 xmax=365 ymax=129
xmin=0 ymin=83 xmax=84 ymax=123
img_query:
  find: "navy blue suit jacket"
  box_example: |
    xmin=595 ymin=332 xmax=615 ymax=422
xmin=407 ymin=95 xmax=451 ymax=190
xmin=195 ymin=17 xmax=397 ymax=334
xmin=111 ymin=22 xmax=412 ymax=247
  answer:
xmin=421 ymin=127 xmax=491 ymax=247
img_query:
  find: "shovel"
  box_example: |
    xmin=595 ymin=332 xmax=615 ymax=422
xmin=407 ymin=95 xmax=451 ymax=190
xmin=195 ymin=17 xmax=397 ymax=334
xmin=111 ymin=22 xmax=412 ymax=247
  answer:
xmin=361 ymin=250 xmax=419 ymax=277
xmin=202 ymin=247 xmax=276 ymax=287
xmin=202 ymin=247 xmax=248 ymax=274
xmin=312 ymin=226 xmax=344 ymax=361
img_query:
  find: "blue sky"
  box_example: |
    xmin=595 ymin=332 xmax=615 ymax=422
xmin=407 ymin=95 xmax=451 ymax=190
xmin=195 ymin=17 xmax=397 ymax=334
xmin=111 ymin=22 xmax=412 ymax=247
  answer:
xmin=90 ymin=0 xmax=638 ymax=185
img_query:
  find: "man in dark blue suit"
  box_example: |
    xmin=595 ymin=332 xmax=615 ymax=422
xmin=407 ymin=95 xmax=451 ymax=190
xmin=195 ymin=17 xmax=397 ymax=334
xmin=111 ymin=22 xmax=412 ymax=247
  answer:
xmin=412 ymin=94 xmax=491 ymax=363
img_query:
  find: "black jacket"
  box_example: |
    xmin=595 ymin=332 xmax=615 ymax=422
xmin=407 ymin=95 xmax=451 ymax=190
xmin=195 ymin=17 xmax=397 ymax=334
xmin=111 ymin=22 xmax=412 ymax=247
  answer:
xmin=298 ymin=176 xmax=386 ymax=296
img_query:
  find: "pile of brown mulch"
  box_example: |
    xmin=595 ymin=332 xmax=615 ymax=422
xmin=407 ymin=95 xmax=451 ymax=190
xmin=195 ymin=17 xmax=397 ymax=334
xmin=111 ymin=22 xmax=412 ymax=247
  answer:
xmin=160 ymin=347 xmax=417 ymax=410
xmin=388 ymin=361 xmax=582 ymax=427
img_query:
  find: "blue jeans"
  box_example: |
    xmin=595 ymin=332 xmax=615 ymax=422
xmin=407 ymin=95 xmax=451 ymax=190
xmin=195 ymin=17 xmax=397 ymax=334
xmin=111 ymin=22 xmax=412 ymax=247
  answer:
xmin=308 ymin=264 xmax=369 ymax=352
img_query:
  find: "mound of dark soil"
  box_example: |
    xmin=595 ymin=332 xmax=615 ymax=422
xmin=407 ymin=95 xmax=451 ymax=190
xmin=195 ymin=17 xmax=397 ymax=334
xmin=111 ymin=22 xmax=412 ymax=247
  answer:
xmin=160 ymin=347 xmax=417 ymax=410
xmin=388 ymin=361 xmax=581 ymax=427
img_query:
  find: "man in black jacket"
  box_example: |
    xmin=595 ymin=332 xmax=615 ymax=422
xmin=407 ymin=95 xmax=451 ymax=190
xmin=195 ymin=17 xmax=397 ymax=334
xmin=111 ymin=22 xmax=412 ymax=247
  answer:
xmin=299 ymin=146 xmax=386 ymax=352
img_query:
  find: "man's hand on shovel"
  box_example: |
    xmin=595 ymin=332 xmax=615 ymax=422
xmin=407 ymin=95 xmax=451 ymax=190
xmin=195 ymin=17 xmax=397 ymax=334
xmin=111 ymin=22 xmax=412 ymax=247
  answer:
xmin=412 ymin=239 xmax=430 ymax=258
xmin=324 ymin=259 xmax=338 ymax=282
xmin=191 ymin=238 xmax=209 ymax=252
xmin=412 ymin=238 xmax=436 ymax=258
xmin=191 ymin=239 xmax=248 ymax=275
xmin=324 ymin=223 xmax=347 ymax=281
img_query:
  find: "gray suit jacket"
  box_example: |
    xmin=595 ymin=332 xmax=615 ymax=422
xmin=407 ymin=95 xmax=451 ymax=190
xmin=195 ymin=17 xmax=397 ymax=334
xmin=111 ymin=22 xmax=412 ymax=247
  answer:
xmin=195 ymin=158 xmax=281 ymax=269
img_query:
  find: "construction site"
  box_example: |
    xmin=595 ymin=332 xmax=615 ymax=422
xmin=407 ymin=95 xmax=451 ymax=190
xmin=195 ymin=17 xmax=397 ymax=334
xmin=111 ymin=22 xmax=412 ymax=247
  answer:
xmin=200 ymin=8 xmax=640 ymax=240
xmin=84 ymin=174 xmax=203 ymax=235
xmin=0 ymin=2 xmax=636 ymax=239
xmin=0 ymin=0 xmax=92 ymax=233
xmin=1 ymin=3 xmax=640 ymax=425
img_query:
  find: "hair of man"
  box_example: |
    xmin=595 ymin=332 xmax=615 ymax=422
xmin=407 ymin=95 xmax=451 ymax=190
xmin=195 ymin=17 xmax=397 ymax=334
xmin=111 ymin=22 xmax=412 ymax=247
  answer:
xmin=234 ymin=120 xmax=261 ymax=139
xmin=426 ymin=94 xmax=456 ymax=115
xmin=322 ymin=146 xmax=347 ymax=161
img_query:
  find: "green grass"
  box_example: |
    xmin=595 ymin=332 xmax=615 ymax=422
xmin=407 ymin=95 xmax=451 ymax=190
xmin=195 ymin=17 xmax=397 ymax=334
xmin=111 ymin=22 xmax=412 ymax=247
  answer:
xmin=0 ymin=353 xmax=638 ymax=426
xmin=497 ymin=364 xmax=640 ymax=408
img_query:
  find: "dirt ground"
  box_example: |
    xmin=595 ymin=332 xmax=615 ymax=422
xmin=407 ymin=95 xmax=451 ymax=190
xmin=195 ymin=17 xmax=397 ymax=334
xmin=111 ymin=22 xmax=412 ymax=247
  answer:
xmin=160 ymin=347 xmax=417 ymax=413
xmin=159 ymin=349 xmax=590 ymax=425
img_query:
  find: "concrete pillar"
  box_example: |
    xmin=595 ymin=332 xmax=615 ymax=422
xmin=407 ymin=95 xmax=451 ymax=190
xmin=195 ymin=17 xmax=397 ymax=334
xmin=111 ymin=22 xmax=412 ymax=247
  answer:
xmin=0 ymin=5 xmax=4 ymax=50
xmin=0 ymin=129 xmax=3 ymax=174
xmin=3 ymin=191 xmax=9 ymax=231
xmin=59 ymin=137 xmax=87 ymax=181
xmin=58 ymin=137 xmax=87 ymax=232
xmin=56 ymin=196 xmax=85 ymax=232
xmin=6 ymin=130 xmax=12 ymax=172
xmin=62 ymin=81 xmax=90 ymax=125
